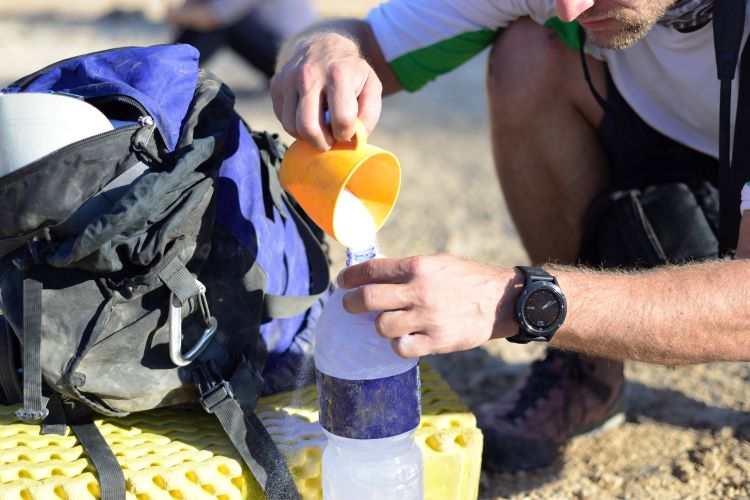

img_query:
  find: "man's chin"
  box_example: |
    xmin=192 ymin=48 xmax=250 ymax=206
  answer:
xmin=583 ymin=24 xmax=651 ymax=50
xmin=586 ymin=32 xmax=645 ymax=50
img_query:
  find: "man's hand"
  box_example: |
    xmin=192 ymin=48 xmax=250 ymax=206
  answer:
xmin=271 ymin=28 xmax=384 ymax=151
xmin=337 ymin=254 xmax=523 ymax=358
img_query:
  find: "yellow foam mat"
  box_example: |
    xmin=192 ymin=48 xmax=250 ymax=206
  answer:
xmin=0 ymin=362 xmax=482 ymax=499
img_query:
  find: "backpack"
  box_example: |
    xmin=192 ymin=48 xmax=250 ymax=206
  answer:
xmin=0 ymin=44 xmax=329 ymax=500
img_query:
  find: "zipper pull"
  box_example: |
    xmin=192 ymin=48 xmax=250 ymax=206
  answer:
xmin=137 ymin=115 xmax=155 ymax=147
xmin=133 ymin=115 xmax=156 ymax=158
xmin=138 ymin=115 xmax=154 ymax=127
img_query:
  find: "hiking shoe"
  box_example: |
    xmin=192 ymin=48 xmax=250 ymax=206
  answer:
xmin=478 ymin=349 xmax=625 ymax=472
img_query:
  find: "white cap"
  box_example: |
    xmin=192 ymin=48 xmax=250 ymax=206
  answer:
xmin=0 ymin=93 xmax=114 ymax=178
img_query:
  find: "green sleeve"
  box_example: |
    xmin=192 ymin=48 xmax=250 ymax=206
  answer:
xmin=389 ymin=29 xmax=500 ymax=92
xmin=543 ymin=17 xmax=583 ymax=50
xmin=388 ymin=18 xmax=581 ymax=93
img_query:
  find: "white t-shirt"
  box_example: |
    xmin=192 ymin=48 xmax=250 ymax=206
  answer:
xmin=367 ymin=0 xmax=750 ymax=161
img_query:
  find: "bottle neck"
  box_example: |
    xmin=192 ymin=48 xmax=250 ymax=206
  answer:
xmin=346 ymin=244 xmax=377 ymax=266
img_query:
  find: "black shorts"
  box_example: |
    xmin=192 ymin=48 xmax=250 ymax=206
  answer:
xmin=580 ymin=71 xmax=720 ymax=267
xmin=596 ymin=72 xmax=718 ymax=190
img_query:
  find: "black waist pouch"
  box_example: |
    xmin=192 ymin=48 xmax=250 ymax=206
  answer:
xmin=579 ymin=181 xmax=720 ymax=268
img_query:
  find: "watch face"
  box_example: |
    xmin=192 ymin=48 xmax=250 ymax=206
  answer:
xmin=523 ymin=288 xmax=562 ymax=330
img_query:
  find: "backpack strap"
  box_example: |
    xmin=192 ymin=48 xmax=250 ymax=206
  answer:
xmin=713 ymin=0 xmax=748 ymax=255
xmin=63 ymin=398 xmax=127 ymax=500
xmin=15 ymin=260 xmax=49 ymax=421
xmin=194 ymin=360 xmax=301 ymax=500
xmin=41 ymin=390 xmax=67 ymax=436
xmin=158 ymin=255 xmax=203 ymax=303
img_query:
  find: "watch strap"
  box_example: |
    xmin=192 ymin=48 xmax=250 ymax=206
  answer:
xmin=516 ymin=265 xmax=555 ymax=285
xmin=506 ymin=331 xmax=549 ymax=344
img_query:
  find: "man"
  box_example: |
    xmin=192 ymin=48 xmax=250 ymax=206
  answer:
xmin=270 ymin=0 xmax=750 ymax=471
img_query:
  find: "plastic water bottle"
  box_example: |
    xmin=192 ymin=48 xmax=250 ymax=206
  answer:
xmin=315 ymin=244 xmax=423 ymax=500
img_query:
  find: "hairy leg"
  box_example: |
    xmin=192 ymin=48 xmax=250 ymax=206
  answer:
xmin=481 ymin=21 xmax=625 ymax=473
xmin=488 ymin=18 xmax=608 ymax=264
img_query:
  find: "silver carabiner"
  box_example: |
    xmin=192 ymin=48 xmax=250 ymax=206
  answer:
xmin=169 ymin=281 xmax=218 ymax=367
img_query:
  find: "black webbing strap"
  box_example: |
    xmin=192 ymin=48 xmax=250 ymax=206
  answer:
xmin=713 ymin=0 xmax=748 ymax=255
xmin=41 ymin=391 xmax=67 ymax=436
xmin=578 ymin=31 xmax=610 ymax=114
xmin=195 ymin=361 xmax=301 ymax=500
xmin=15 ymin=271 xmax=49 ymax=421
xmin=64 ymin=399 xmax=126 ymax=500
xmin=158 ymin=255 xmax=201 ymax=304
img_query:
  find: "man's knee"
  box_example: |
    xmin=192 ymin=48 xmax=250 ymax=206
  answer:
xmin=488 ymin=18 xmax=577 ymax=119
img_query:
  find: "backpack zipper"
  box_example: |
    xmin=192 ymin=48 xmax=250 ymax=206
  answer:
xmin=0 ymin=93 xmax=155 ymax=178
xmin=83 ymin=94 xmax=160 ymax=154
xmin=44 ymin=91 xmax=150 ymax=119
xmin=0 ymin=126 xmax=138 ymax=187
xmin=84 ymin=93 xmax=149 ymax=118
xmin=0 ymin=113 xmax=154 ymax=187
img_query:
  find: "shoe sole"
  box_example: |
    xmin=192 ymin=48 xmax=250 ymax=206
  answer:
xmin=572 ymin=390 xmax=627 ymax=440
xmin=578 ymin=410 xmax=626 ymax=438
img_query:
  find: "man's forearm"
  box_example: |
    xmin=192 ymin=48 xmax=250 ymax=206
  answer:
xmin=550 ymin=260 xmax=750 ymax=364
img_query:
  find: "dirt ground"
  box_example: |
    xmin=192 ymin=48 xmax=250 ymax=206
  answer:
xmin=1 ymin=1 xmax=749 ymax=498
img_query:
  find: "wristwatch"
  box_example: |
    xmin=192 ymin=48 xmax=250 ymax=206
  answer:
xmin=507 ymin=266 xmax=567 ymax=344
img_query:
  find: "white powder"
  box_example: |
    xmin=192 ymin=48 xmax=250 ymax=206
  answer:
xmin=333 ymin=188 xmax=377 ymax=250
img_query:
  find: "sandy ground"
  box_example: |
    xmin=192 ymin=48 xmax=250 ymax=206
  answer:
xmin=1 ymin=1 xmax=749 ymax=498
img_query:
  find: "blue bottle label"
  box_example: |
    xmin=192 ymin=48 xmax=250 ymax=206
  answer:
xmin=317 ymin=365 xmax=421 ymax=439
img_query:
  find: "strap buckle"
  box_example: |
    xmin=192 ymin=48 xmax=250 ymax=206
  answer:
xmin=15 ymin=407 xmax=49 ymax=421
xmin=194 ymin=361 xmax=234 ymax=414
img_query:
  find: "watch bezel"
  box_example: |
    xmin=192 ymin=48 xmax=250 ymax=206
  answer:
xmin=514 ymin=280 xmax=567 ymax=338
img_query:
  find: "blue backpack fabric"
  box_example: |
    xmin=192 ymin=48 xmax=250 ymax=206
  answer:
xmin=0 ymin=44 xmax=328 ymax=499
xmin=216 ymin=114 xmax=325 ymax=388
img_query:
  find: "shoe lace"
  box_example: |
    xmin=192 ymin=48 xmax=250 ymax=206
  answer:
xmin=506 ymin=350 xmax=581 ymax=422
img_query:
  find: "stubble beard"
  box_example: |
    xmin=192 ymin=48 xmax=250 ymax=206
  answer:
xmin=583 ymin=2 xmax=672 ymax=50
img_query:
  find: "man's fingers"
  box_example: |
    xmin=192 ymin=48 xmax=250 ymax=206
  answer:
xmin=270 ymin=74 xmax=284 ymax=122
xmin=297 ymin=90 xmax=332 ymax=150
xmin=374 ymin=310 xmax=423 ymax=339
xmin=280 ymin=84 xmax=300 ymax=139
xmin=391 ymin=333 xmax=432 ymax=359
xmin=338 ymin=257 xmax=420 ymax=289
xmin=326 ymin=63 xmax=362 ymax=142
xmin=357 ymin=69 xmax=383 ymax=134
xmin=342 ymin=284 xmax=412 ymax=313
